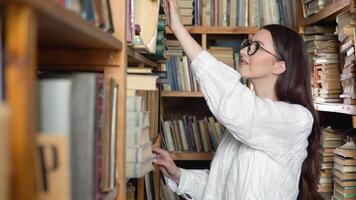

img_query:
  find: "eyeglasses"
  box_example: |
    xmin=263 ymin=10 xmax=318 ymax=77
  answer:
xmin=240 ymin=39 xmax=283 ymax=60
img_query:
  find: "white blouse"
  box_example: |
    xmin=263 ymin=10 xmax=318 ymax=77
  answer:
xmin=166 ymin=51 xmax=314 ymax=200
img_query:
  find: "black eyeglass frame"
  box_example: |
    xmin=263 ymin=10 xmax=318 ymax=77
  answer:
xmin=240 ymin=39 xmax=283 ymax=61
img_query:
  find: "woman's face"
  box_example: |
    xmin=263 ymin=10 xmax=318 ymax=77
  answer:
xmin=239 ymin=29 xmax=283 ymax=79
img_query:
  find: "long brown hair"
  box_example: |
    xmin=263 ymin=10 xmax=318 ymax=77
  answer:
xmin=262 ymin=24 xmax=323 ymax=200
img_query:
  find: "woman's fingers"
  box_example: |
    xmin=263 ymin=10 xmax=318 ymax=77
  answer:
xmin=152 ymin=147 xmax=172 ymax=161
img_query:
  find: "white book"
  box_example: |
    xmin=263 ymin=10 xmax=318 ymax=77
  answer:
xmin=126 ymin=96 xmax=144 ymax=112
xmin=38 ymin=78 xmax=72 ymax=134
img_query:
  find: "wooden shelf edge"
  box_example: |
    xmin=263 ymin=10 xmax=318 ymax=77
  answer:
xmin=298 ymin=0 xmax=350 ymax=26
xmin=127 ymin=47 xmax=160 ymax=68
xmin=314 ymin=102 xmax=356 ymax=115
xmin=7 ymin=0 xmax=122 ymax=49
xmin=169 ymin=152 xmax=214 ymax=161
xmin=161 ymin=91 xmax=203 ymax=98
xmin=166 ymin=26 xmax=259 ymax=34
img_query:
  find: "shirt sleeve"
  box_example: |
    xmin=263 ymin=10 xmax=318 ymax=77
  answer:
xmin=190 ymin=51 xmax=314 ymax=158
xmin=166 ymin=168 xmax=209 ymax=200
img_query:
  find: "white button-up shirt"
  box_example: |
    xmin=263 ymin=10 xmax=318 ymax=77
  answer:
xmin=166 ymin=51 xmax=313 ymax=200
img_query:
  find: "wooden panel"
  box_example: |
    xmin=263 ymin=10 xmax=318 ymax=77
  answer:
xmin=202 ymin=34 xmax=207 ymax=50
xmin=127 ymin=47 xmax=159 ymax=68
xmin=137 ymin=177 xmax=144 ymax=200
xmin=2 ymin=0 xmax=122 ymax=49
xmin=161 ymin=91 xmax=203 ymax=97
xmin=39 ymin=50 xmax=121 ymax=67
xmin=314 ymin=102 xmax=356 ymax=115
xmin=352 ymin=116 xmax=356 ymax=128
xmin=298 ymin=0 xmax=350 ymax=26
xmin=5 ymin=5 xmax=38 ymax=200
xmin=170 ymin=152 xmax=214 ymax=161
xmin=109 ymin=0 xmax=127 ymax=198
xmin=166 ymin=26 xmax=258 ymax=34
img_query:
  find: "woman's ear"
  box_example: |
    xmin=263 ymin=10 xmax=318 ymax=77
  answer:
xmin=272 ymin=61 xmax=286 ymax=75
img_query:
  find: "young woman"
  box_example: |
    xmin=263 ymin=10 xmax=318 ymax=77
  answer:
xmin=152 ymin=0 xmax=323 ymax=199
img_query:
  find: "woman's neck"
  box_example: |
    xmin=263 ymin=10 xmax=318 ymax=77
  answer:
xmin=250 ymin=77 xmax=278 ymax=101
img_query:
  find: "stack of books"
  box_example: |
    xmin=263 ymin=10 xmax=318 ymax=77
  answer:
xmin=126 ymin=95 xmax=155 ymax=178
xmin=332 ymin=142 xmax=356 ymax=200
xmin=207 ymin=46 xmax=235 ymax=68
xmin=304 ymin=26 xmax=341 ymax=103
xmin=176 ymin=0 xmax=195 ymax=25
xmin=166 ymin=39 xmax=184 ymax=57
xmin=318 ymin=127 xmax=344 ymax=194
xmin=161 ymin=116 xmax=225 ymax=152
xmin=126 ymin=68 xmax=159 ymax=178
xmin=336 ymin=11 xmax=356 ymax=105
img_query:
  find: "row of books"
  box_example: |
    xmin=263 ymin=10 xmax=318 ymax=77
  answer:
xmin=55 ymin=0 xmax=114 ymax=32
xmin=161 ymin=116 xmax=225 ymax=152
xmin=177 ymin=0 xmax=297 ymax=27
xmin=301 ymin=0 xmax=336 ymax=18
xmin=37 ymin=72 xmax=118 ymax=200
xmin=336 ymin=11 xmax=356 ymax=105
xmin=304 ymin=25 xmax=342 ymax=103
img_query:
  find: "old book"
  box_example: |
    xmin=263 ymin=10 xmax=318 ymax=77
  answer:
xmin=178 ymin=120 xmax=189 ymax=151
xmin=335 ymin=142 xmax=356 ymax=158
xmin=71 ymin=73 xmax=103 ymax=199
xmin=0 ymin=104 xmax=10 ymax=200
xmin=333 ymin=169 xmax=356 ymax=181
xmin=134 ymin=0 xmax=160 ymax=53
xmin=343 ymin=97 xmax=356 ymax=105
xmin=127 ymin=74 xmax=158 ymax=91
xmin=334 ymin=155 xmax=356 ymax=166
xmin=334 ymin=163 xmax=356 ymax=173
xmin=127 ymin=67 xmax=153 ymax=74
xmin=37 ymin=134 xmax=71 ymax=200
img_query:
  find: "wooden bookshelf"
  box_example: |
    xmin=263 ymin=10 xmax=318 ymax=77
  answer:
xmin=298 ymin=0 xmax=350 ymax=26
xmin=170 ymin=152 xmax=214 ymax=161
xmin=2 ymin=0 xmax=122 ymax=49
xmin=166 ymin=26 xmax=258 ymax=35
xmin=3 ymin=0 xmax=127 ymax=199
xmin=314 ymin=102 xmax=356 ymax=115
xmin=161 ymin=91 xmax=203 ymax=98
xmin=127 ymin=47 xmax=160 ymax=68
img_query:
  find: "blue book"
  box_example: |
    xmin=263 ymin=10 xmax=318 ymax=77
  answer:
xmin=83 ymin=0 xmax=95 ymax=23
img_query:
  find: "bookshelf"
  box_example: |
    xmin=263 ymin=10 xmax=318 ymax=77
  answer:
xmin=161 ymin=91 xmax=203 ymax=98
xmin=298 ymin=0 xmax=350 ymax=26
xmin=15 ymin=0 xmax=123 ymax=49
xmin=314 ymin=102 xmax=356 ymax=116
xmin=166 ymin=26 xmax=258 ymax=35
xmin=127 ymin=47 xmax=160 ymax=68
xmin=170 ymin=152 xmax=214 ymax=161
xmin=3 ymin=0 xmax=127 ymax=199
xmin=298 ymin=0 xmax=356 ymax=198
